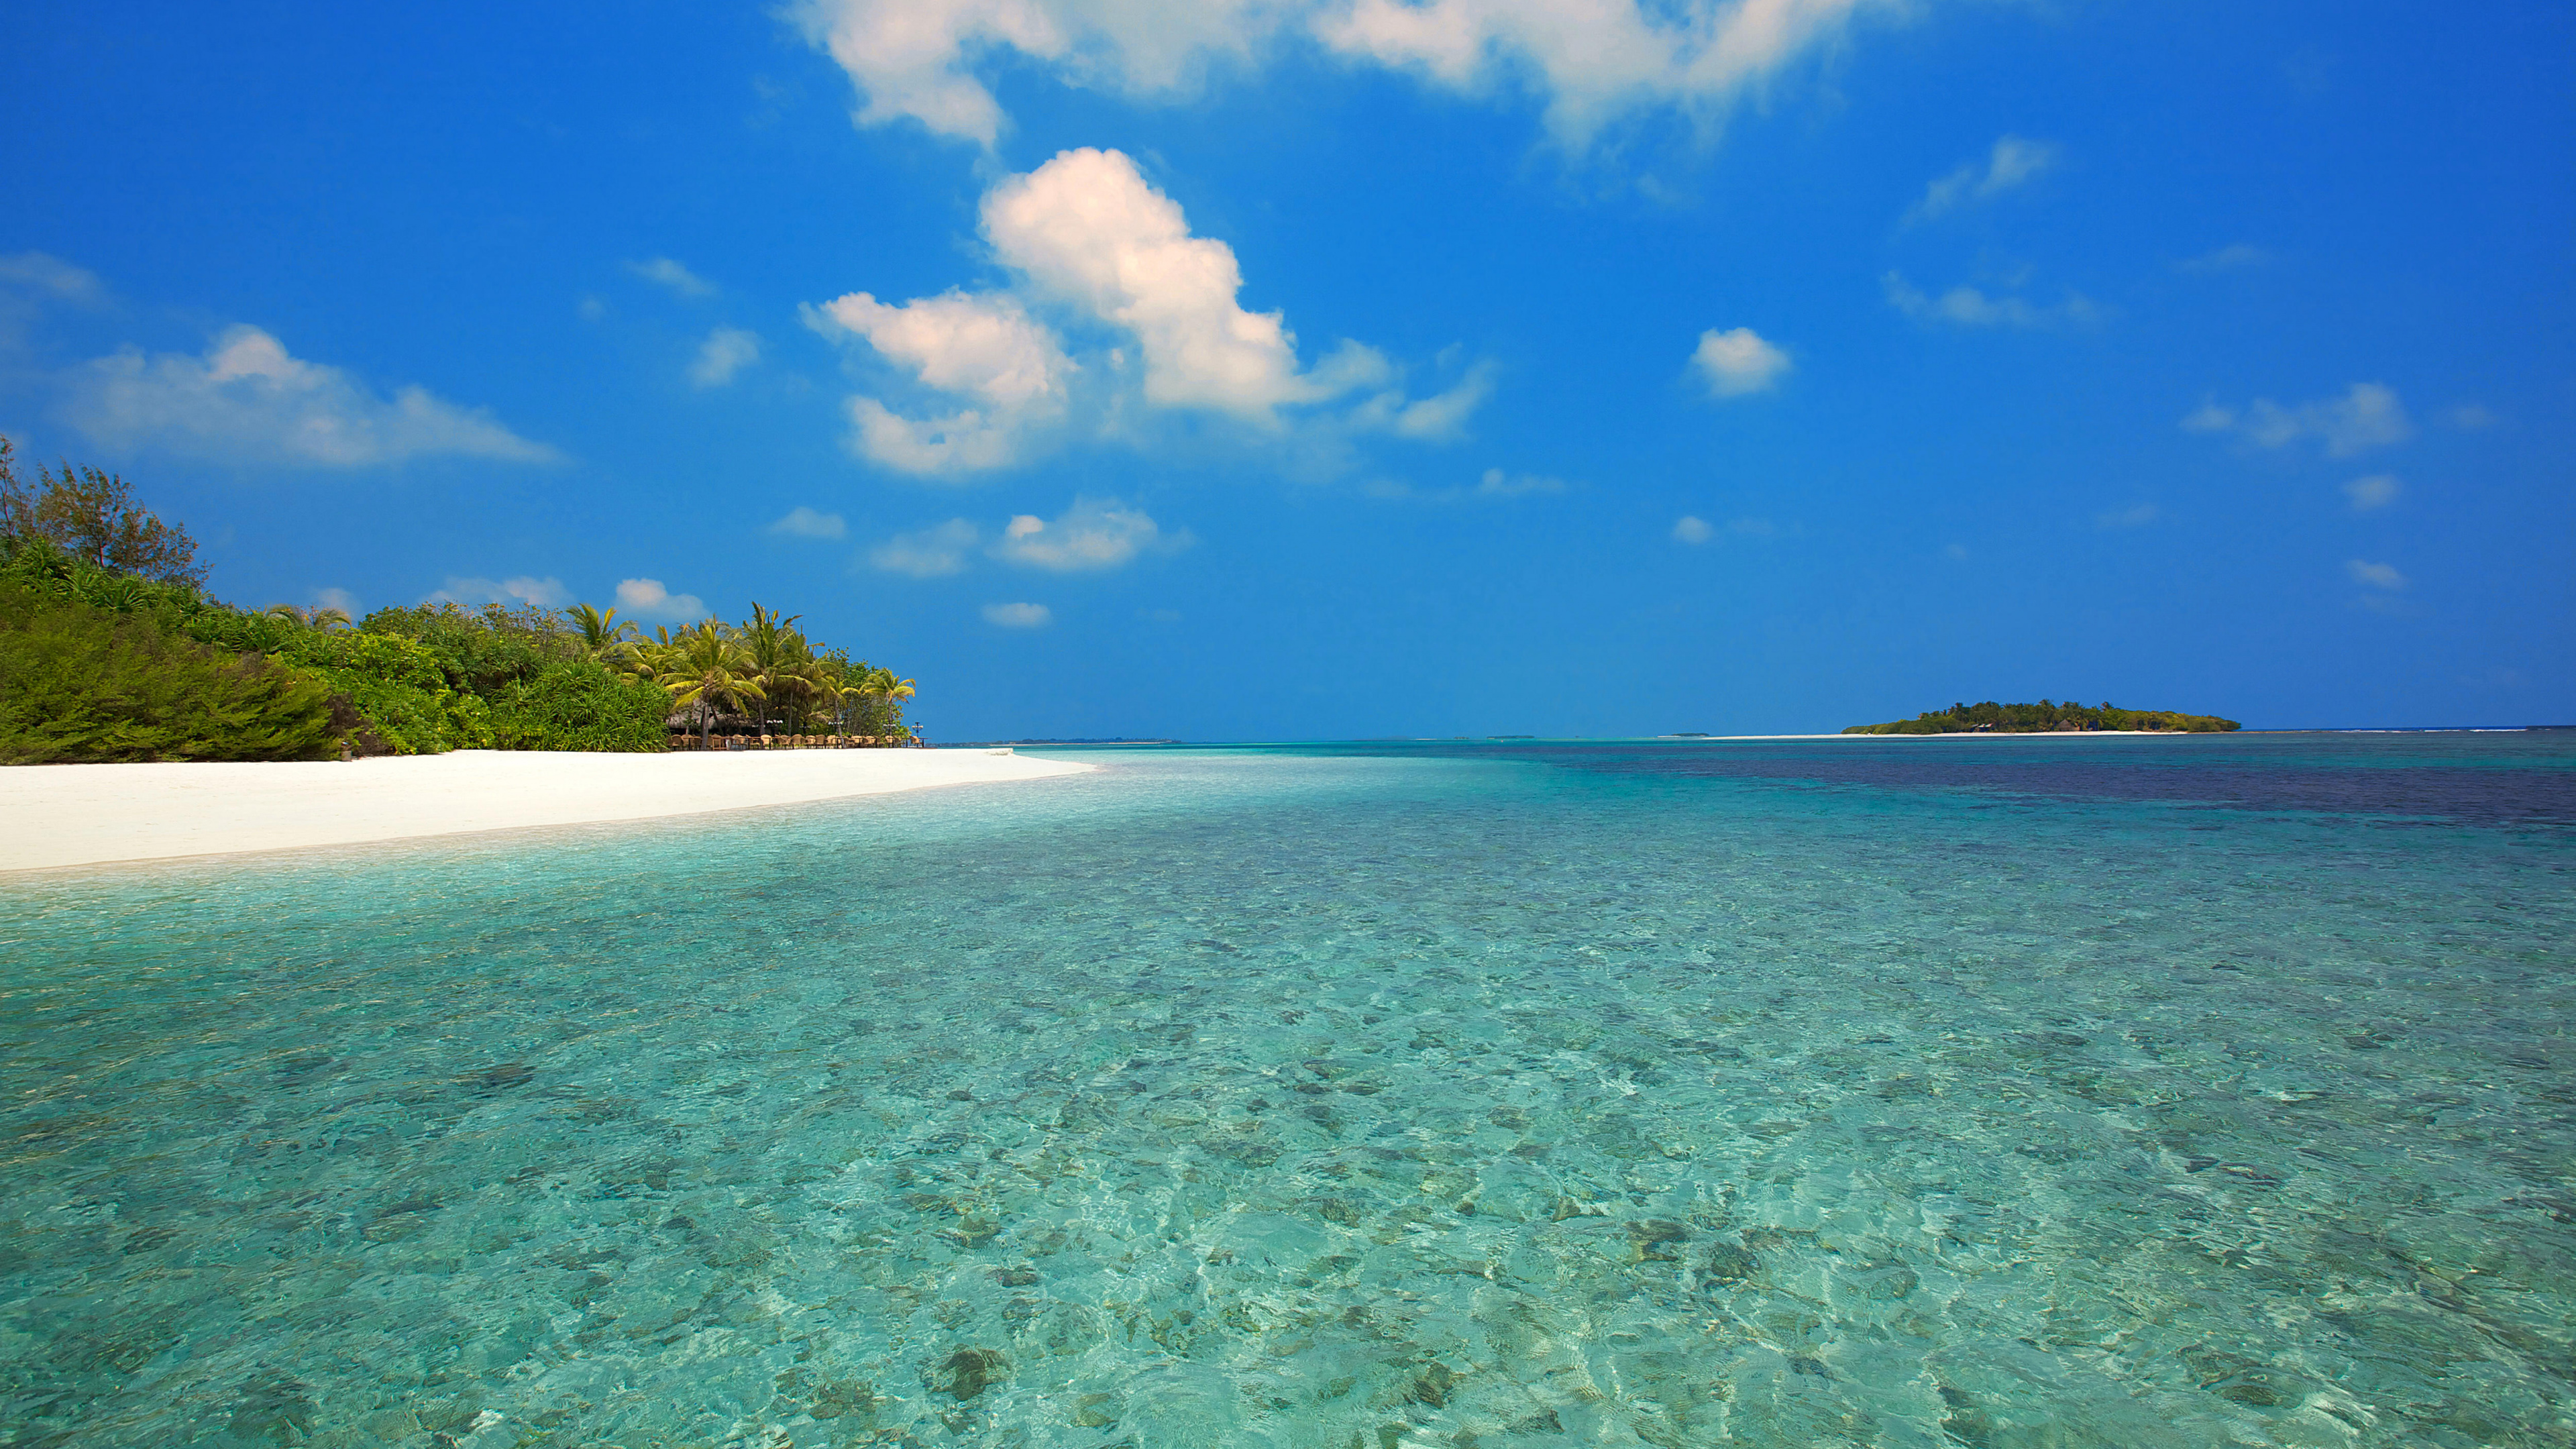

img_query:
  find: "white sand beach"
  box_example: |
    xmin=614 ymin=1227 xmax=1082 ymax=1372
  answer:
xmin=0 ymin=748 xmax=1093 ymax=873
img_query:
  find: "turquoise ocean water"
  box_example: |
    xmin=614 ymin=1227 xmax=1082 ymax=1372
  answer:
xmin=2 ymin=733 xmax=2571 ymax=1448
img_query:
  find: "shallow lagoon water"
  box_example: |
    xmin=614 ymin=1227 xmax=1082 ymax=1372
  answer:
xmin=2 ymin=733 xmax=2571 ymax=1448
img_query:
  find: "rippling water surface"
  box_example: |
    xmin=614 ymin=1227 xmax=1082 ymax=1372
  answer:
xmin=3 ymin=733 xmax=2571 ymax=1448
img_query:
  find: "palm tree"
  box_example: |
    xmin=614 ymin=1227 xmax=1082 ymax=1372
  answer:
xmin=264 ymin=603 xmax=352 ymax=629
xmin=740 ymin=602 xmax=812 ymax=740
xmin=566 ymin=603 xmax=639 ymax=664
xmin=863 ymin=665 xmax=916 ymax=741
xmin=658 ymin=620 xmax=764 ymax=748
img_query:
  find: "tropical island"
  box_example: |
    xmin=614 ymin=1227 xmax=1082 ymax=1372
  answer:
xmin=1843 ymin=700 xmax=2241 ymax=735
xmin=0 ymin=441 xmax=916 ymax=764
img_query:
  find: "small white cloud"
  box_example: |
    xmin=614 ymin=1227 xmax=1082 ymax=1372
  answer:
xmin=1672 ymin=515 xmax=1713 ymax=544
xmin=577 ymin=295 xmax=609 ymax=322
xmin=1911 ymin=136 xmax=2057 ymax=221
xmin=2445 ymin=403 xmax=2498 ymax=430
xmin=429 ymin=575 xmax=572 ymax=608
xmin=2345 ymin=559 xmax=2406 ymax=590
xmin=870 ymin=519 xmax=979 ymax=577
xmin=1689 ymin=327 xmax=1791 ymax=397
xmin=2098 ymin=502 xmax=2159 ymax=529
xmin=2175 ymin=244 xmax=2269 ymax=274
xmin=1943 ymin=543 xmax=1970 ymax=561
xmin=689 ymin=326 xmax=761 ymax=388
xmin=2185 ymin=382 xmax=2412 ymax=457
xmin=1384 ymin=361 xmax=1497 ymax=440
xmin=311 ymin=587 xmax=361 ymax=617
xmin=614 ymin=576 xmax=708 ymax=621
xmin=983 ymin=601 xmax=1052 ymax=628
xmin=769 ymin=506 xmax=847 ymax=539
xmin=992 ymin=496 xmax=1186 ymax=571
xmin=61 ymin=325 xmax=558 ymax=468
xmin=0 ymin=251 xmax=107 ymax=305
xmin=2343 ymin=474 xmax=2400 ymax=511
xmin=1884 ymin=273 xmax=2104 ymax=329
xmin=629 ymin=257 xmax=714 ymax=297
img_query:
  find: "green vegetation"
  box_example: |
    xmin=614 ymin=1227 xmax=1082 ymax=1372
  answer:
xmin=0 ymin=441 xmax=918 ymax=763
xmin=1843 ymin=700 xmax=2241 ymax=735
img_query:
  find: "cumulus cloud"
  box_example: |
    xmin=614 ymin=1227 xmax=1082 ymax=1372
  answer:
xmin=0 ymin=251 xmax=107 ymax=305
xmin=1673 ymin=515 xmax=1714 ymax=543
xmin=615 ymin=577 xmax=709 ymax=620
xmin=1910 ymin=136 xmax=2056 ymax=221
xmin=629 ymin=257 xmax=715 ymax=297
xmin=2343 ymin=474 xmax=2400 ymax=511
xmin=985 ymin=148 xmax=1349 ymax=420
xmin=991 ymin=496 xmax=1187 ymax=570
xmin=769 ymin=506 xmax=848 ymax=538
xmin=811 ymin=289 xmax=1073 ymax=475
xmin=2097 ymin=502 xmax=2158 ymax=529
xmin=788 ymin=0 xmax=1886 ymax=151
xmin=983 ymin=600 xmax=1053 ymax=627
xmin=1474 ymin=468 xmax=1564 ymax=497
xmin=689 ymin=326 xmax=761 ymax=387
xmin=811 ymin=148 xmax=1485 ymax=473
xmin=1883 ymin=273 xmax=2104 ymax=329
xmin=59 ymin=325 xmax=558 ymax=468
xmin=2345 ymin=559 xmax=2406 ymax=590
xmin=312 ymin=587 xmax=362 ymax=618
xmin=1689 ymin=326 xmax=1790 ymax=396
xmin=429 ymin=575 xmax=572 ymax=608
xmin=870 ymin=519 xmax=981 ymax=577
xmin=2182 ymin=382 xmax=2412 ymax=457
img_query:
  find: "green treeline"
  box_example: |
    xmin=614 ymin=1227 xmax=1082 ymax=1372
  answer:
xmin=1 ymin=442 xmax=918 ymax=764
xmin=1843 ymin=700 xmax=2241 ymax=735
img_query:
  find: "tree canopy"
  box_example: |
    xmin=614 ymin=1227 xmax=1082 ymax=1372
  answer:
xmin=1843 ymin=700 xmax=2240 ymax=735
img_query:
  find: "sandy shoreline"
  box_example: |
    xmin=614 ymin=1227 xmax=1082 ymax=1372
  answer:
xmin=0 ymin=748 xmax=1094 ymax=873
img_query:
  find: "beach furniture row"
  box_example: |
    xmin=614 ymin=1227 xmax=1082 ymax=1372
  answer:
xmin=667 ymin=734 xmax=918 ymax=750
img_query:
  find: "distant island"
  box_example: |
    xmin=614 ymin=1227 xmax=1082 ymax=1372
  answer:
xmin=1845 ymin=700 xmax=2241 ymax=735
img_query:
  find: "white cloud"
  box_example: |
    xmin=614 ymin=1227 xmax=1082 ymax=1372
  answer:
xmin=629 ymin=257 xmax=714 ymax=297
xmin=1884 ymin=273 xmax=2104 ymax=329
xmin=2097 ymin=502 xmax=2158 ymax=529
xmin=811 ymin=149 xmax=1486 ymax=472
xmin=812 ymin=289 xmax=1072 ymax=475
xmin=60 ymin=325 xmax=558 ymax=468
xmin=689 ymin=326 xmax=761 ymax=387
xmin=2182 ymin=382 xmax=2412 ymax=457
xmin=615 ymin=577 xmax=709 ymax=620
xmin=992 ymin=496 xmax=1187 ymax=570
xmin=2175 ymin=243 xmax=2269 ymax=274
xmin=870 ymin=519 xmax=981 ymax=577
xmin=1688 ymin=326 xmax=1790 ymax=396
xmin=1672 ymin=515 xmax=1713 ymax=543
xmin=788 ymin=0 xmax=1886 ymax=152
xmin=983 ymin=600 xmax=1053 ymax=627
xmin=2345 ymin=559 xmax=2406 ymax=590
xmin=984 ymin=148 xmax=1346 ymax=421
xmin=2445 ymin=403 xmax=2497 ymax=430
xmin=769 ymin=505 xmax=849 ymax=539
xmin=2343 ymin=474 xmax=2400 ymax=511
xmin=429 ymin=575 xmax=572 ymax=608
xmin=0 ymin=252 xmax=107 ymax=305
xmin=1911 ymin=136 xmax=2057 ymax=221
xmin=312 ymin=587 xmax=362 ymax=618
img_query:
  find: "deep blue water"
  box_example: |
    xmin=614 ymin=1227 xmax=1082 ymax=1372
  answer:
xmin=1 ymin=733 xmax=2570 ymax=1447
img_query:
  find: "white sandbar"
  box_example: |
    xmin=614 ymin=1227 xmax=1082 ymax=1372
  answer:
xmin=0 ymin=748 xmax=1093 ymax=873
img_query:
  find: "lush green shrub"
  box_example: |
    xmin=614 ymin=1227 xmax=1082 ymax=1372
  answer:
xmin=0 ymin=584 xmax=341 ymax=763
xmin=488 ymin=659 xmax=671 ymax=752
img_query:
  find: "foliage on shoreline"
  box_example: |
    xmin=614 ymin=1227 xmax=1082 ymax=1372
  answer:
xmin=0 ymin=446 xmax=918 ymax=762
xmin=1843 ymin=700 xmax=2241 ymax=735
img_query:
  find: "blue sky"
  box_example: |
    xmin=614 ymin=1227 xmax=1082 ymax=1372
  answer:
xmin=3 ymin=1 xmax=2568 ymax=738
